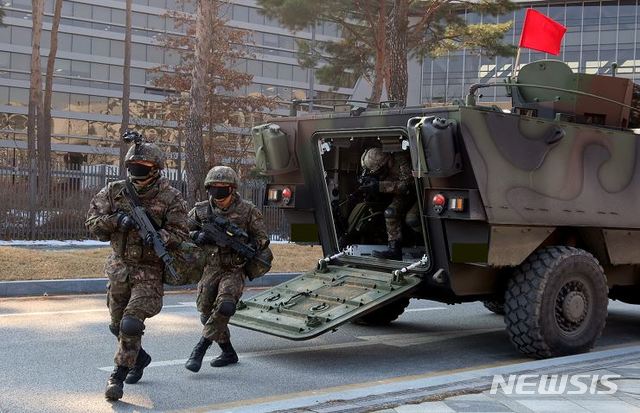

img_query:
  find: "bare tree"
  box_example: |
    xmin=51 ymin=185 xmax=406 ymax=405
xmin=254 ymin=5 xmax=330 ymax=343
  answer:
xmin=118 ymin=0 xmax=132 ymax=178
xmin=40 ymin=0 xmax=63 ymax=195
xmin=183 ymin=0 xmax=217 ymax=205
xmin=28 ymin=0 xmax=45 ymax=236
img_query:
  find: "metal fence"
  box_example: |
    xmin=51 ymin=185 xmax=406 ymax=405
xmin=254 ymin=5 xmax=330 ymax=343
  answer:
xmin=0 ymin=162 xmax=288 ymax=241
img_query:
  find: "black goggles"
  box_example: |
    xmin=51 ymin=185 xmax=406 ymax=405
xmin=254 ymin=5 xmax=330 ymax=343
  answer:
xmin=127 ymin=163 xmax=154 ymax=177
xmin=208 ymin=186 xmax=232 ymax=200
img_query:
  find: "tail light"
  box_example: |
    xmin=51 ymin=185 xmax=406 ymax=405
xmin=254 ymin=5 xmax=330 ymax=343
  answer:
xmin=432 ymin=194 xmax=446 ymax=214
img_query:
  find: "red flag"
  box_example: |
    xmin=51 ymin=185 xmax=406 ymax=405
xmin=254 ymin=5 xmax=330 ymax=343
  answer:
xmin=518 ymin=9 xmax=566 ymax=55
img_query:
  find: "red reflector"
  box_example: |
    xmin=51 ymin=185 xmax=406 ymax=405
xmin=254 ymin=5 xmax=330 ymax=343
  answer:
xmin=433 ymin=194 xmax=446 ymax=206
xmin=282 ymin=187 xmax=292 ymax=199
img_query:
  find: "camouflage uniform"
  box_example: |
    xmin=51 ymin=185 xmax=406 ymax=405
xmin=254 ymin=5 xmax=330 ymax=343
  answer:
xmin=362 ymin=148 xmax=420 ymax=244
xmin=189 ymin=193 xmax=269 ymax=342
xmin=86 ymin=177 xmax=188 ymax=367
xmin=87 ymin=139 xmax=188 ymax=401
xmin=185 ymin=165 xmax=269 ymax=372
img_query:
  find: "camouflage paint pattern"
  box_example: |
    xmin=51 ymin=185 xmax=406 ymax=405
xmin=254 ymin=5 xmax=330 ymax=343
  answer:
xmin=188 ymin=192 xmax=268 ymax=343
xmin=86 ymin=177 xmax=188 ymax=367
xmin=458 ymin=106 xmax=640 ymax=228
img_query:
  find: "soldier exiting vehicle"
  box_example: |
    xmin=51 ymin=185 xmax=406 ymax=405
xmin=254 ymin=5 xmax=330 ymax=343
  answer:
xmin=359 ymin=147 xmax=420 ymax=260
xmin=86 ymin=135 xmax=188 ymax=401
xmin=184 ymin=166 xmax=270 ymax=372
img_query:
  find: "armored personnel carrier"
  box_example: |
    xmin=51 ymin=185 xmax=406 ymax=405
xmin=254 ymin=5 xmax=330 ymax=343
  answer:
xmin=231 ymin=60 xmax=640 ymax=359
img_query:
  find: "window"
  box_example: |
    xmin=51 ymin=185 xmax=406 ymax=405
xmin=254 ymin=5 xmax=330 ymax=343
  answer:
xmin=233 ymin=5 xmax=249 ymax=22
xmin=69 ymin=119 xmax=88 ymax=135
xmin=90 ymin=63 xmax=109 ymax=81
xmin=278 ymin=35 xmax=294 ymax=51
xmin=11 ymin=27 xmax=31 ymax=47
xmin=108 ymin=97 xmax=122 ymax=115
xmin=71 ymin=61 xmax=91 ymax=78
xmin=70 ymin=94 xmax=89 ymax=111
xmin=132 ymin=12 xmax=147 ymax=28
xmin=262 ymin=62 xmax=277 ymax=78
xmin=148 ymin=15 xmax=165 ymax=31
xmin=131 ymin=68 xmax=146 ymax=85
xmin=111 ymin=9 xmax=125 ymax=25
xmin=109 ymin=66 xmax=123 ymax=83
xmin=247 ymin=60 xmax=262 ymax=76
xmin=10 ymin=54 xmax=29 ymax=71
xmin=52 ymin=92 xmax=70 ymax=111
xmin=72 ymin=34 xmax=92 ymax=54
xmin=132 ymin=43 xmax=147 ymax=61
xmin=293 ymin=66 xmax=308 ymax=83
xmin=277 ymin=63 xmax=293 ymax=81
xmin=52 ymin=118 xmax=69 ymax=135
xmin=249 ymin=8 xmax=264 ymax=25
xmin=92 ymin=37 xmax=110 ymax=57
xmin=111 ymin=40 xmax=124 ymax=58
xmin=147 ymin=46 xmax=164 ymax=64
xmin=0 ymin=86 xmax=8 ymax=104
xmin=9 ymin=87 xmax=28 ymax=106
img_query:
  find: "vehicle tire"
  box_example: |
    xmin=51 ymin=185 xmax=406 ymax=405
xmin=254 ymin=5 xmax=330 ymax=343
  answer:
xmin=354 ymin=297 xmax=411 ymax=326
xmin=504 ymin=246 xmax=608 ymax=359
xmin=482 ymin=300 xmax=505 ymax=315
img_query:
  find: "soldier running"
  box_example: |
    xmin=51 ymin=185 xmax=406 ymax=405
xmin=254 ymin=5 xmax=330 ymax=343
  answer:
xmin=86 ymin=139 xmax=188 ymax=401
xmin=184 ymin=166 xmax=270 ymax=372
xmin=359 ymin=147 xmax=420 ymax=260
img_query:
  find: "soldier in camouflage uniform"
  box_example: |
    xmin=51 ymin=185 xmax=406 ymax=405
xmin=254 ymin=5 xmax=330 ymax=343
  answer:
xmin=86 ymin=141 xmax=188 ymax=401
xmin=359 ymin=147 xmax=420 ymax=260
xmin=184 ymin=166 xmax=269 ymax=372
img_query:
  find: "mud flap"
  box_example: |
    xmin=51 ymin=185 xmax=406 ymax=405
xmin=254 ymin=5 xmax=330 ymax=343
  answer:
xmin=230 ymin=265 xmax=422 ymax=340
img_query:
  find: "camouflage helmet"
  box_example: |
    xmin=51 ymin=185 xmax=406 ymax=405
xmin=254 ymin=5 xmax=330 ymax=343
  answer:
xmin=125 ymin=142 xmax=165 ymax=169
xmin=361 ymin=147 xmax=390 ymax=174
xmin=205 ymin=166 xmax=239 ymax=187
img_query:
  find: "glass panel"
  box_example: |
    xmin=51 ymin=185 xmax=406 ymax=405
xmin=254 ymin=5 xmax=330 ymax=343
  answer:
xmin=277 ymin=63 xmax=293 ymax=80
xmin=147 ymin=46 xmax=164 ymax=64
xmin=148 ymin=15 xmax=165 ymax=31
xmin=111 ymin=9 xmax=125 ymax=25
xmin=0 ymin=86 xmax=8 ymax=104
xmin=72 ymin=34 xmax=91 ymax=53
xmin=11 ymin=27 xmax=32 ymax=47
xmin=10 ymin=53 xmax=29 ymax=71
xmin=90 ymin=63 xmax=109 ymax=81
xmin=132 ymin=43 xmax=147 ymax=61
xmin=111 ymin=40 xmax=124 ymax=58
xmin=69 ymin=94 xmax=89 ymax=111
xmin=69 ymin=119 xmax=88 ymax=135
xmin=247 ymin=60 xmax=262 ymax=76
xmin=233 ymin=5 xmax=249 ymax=22
xmin=52 ymin=118 xmax=69 ymax=135
xmin=249 ymin=7 xmax=264 ymax=25
xmin=9 ymin=87 xmax=28 ymax=106
xmin=293 ymin=66 xmax=308 ymax=83
xmin=71 ymin=61 xmax=91 ymax=78
xmin=262 ymin=62 xmax=277 ymax=78
xmin=109 ymin=65 xmax=124 ymax=83
xmin=52 ymin=92 xmax=70 ymax=111
xmin=92 ymin=37 xmax=110 ymax=57
xmin=131 ymin=68 xmax=146 ymax=84
xmin=108 ymin=97 xmax=122 ymax=115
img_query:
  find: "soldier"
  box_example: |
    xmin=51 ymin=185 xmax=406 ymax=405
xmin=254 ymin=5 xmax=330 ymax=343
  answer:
xmin=359 ymin=147 xmax=420 ymax=260
xmin=86 ymin=141 xmax=188 ymax=401
xmin=184 ymin=166 xmax=269 ymax=372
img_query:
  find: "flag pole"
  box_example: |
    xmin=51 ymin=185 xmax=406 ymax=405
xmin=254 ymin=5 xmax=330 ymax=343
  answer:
xmin=513 ymin=48 xmax=522 ymax=79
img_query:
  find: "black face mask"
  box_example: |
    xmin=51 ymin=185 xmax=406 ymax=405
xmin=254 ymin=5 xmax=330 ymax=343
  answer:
xmin=127 ymin=163 xmax=154 ymax=179
xmin=208 ymin=186 xmax=232 ymax=200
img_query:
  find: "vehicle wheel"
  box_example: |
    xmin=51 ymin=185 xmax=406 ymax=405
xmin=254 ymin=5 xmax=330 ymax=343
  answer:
xmin=354 ymin=297 xmax=411 ymax=326
xmin=505 ymin=246 xmax=608 ymax=359
xmin=483 ymin=300 xmax=505 ymax=315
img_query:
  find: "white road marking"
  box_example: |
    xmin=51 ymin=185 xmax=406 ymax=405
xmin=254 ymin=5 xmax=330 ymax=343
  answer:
xmin=97 ymin=328 xmax=501 ymax=371
xmin=0 ymin=302 xmax=196 ymax=317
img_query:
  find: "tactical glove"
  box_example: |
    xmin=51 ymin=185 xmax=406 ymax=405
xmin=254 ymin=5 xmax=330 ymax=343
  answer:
xmin=190 ymin=230 xmax=208 ymax=246
xmin=115 ymin=212 xmax=136 ymax=232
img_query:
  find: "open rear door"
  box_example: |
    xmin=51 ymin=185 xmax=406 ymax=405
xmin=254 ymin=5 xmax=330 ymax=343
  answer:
xmin=230 ymin=264 xmax=422 ymax=340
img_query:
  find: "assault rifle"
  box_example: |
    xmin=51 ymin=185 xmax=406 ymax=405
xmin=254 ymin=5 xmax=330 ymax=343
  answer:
xmin=122 ymin=181 xmax=181 ymax=284
xmin=188 ymin=215 xmax=271 ymax=268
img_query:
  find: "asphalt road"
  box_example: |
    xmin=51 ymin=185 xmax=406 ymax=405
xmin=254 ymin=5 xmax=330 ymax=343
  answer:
xmin=1 ymin=291 xmax=639 ymax=413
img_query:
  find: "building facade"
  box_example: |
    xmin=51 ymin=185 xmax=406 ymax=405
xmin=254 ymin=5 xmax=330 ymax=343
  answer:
xmin=421 ymin=0 xmax=640 ymax=105
xmin=0 ymin=0 xmax=353 ymax=165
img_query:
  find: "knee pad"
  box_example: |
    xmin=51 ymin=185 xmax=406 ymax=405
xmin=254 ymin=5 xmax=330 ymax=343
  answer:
xmin=384 ymin=206 xmax=398 ymax=219
xmin=216 ymin=300 xmax=236 ymax=317
xmin=108 ymin=323 xmax=120 ymax=337
xmin=200 ymin=313 xmax=210 ymax=326
xmin=120 ymin=316 xmax=145 ymax=336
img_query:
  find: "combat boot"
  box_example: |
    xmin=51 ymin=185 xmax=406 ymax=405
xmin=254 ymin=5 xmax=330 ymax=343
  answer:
xmin=211 ymin=341 xmax=238 ymax=367
xmin=372 ymin=240 xmax=402 ymax=260
xmin=124 ymin=348 xmax=152 ymax=384
xmin=104 ymin=365 xmax=129 ymax=401
xmin=185 ymin=336 xmax=212 ymax=372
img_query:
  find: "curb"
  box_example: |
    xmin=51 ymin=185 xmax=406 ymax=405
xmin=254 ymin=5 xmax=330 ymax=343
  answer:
xmin=204 ymin=345 xmax=640 ymax=413
xmin=0 ymin=272 xmax=301 ymax=297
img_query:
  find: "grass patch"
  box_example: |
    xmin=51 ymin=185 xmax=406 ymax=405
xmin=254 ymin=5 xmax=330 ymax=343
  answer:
xmin=0 ymin=244 xmax=322 ymax=281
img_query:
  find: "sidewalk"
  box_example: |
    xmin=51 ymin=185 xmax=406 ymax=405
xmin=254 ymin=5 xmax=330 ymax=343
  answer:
xmin=204 ymin=345 xmax=640 ymax=413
